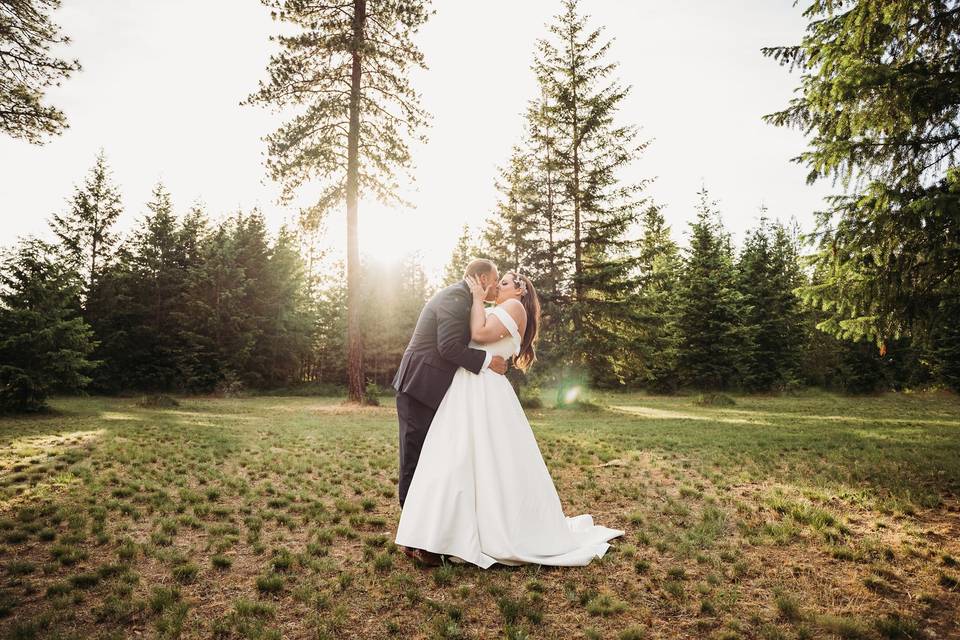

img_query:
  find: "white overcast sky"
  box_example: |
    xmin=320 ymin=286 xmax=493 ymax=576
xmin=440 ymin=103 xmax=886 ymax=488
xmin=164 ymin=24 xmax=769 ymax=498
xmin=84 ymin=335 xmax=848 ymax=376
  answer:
xmin=0 ymin=0 xmax=832 ymax=280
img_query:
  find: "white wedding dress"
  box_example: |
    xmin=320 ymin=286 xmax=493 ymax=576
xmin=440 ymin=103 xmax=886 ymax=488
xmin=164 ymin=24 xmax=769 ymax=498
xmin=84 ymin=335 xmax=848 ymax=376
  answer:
xmin=394 ymin=305 xmax=624 ymax=568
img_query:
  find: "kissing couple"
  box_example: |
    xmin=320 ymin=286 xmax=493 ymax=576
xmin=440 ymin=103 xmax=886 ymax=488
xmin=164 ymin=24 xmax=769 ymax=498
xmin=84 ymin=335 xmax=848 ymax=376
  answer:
xmin=391 ymin=258 xmax=623 ymax=568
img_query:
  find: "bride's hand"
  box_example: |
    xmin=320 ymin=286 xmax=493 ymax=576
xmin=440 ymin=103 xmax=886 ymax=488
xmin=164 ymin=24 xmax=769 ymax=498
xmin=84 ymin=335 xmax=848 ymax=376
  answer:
xmin=465 ymin=275 xmax=486 ymax=303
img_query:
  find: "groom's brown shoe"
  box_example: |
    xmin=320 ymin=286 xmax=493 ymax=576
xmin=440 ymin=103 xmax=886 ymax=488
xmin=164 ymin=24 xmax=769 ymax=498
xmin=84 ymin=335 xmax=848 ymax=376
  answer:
xmin=400 ymin=545 xmax=442 ymax=567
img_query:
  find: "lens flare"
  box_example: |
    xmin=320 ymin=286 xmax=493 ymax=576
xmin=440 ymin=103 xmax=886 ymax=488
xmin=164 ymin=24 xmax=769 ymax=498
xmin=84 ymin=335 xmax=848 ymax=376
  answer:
xmin=564 ymin=386 xmax=581 ymax=404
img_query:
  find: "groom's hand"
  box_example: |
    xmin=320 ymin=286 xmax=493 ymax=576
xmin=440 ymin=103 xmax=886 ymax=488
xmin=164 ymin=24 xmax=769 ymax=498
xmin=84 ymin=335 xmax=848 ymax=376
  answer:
xmin=489 ymin=356 xmax=508 ymax=375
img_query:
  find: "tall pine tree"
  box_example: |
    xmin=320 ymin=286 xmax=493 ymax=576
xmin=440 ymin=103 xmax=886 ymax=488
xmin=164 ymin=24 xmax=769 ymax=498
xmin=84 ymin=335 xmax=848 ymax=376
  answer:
xmin=445 ymin=224 xmax=480 ymax=286
xmin=533 ymin=0 xmax=650 ymax=387
xmin=675 ymin=188 xmax=743 ymax=390
xmin=245 ymin=0 xmax=433 ymax=402
xmin=49 ymin=150 xmax=124 ymax=298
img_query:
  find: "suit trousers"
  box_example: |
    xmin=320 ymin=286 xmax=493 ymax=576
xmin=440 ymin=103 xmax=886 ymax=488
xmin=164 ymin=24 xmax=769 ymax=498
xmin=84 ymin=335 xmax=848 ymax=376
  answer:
xmin=396 ymin=391 xmax=437 ymax=508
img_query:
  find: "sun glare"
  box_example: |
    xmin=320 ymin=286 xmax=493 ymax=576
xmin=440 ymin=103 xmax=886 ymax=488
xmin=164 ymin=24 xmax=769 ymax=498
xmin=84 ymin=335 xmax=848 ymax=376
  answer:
xmin=321 ymin=198 xmax=472 ymax=275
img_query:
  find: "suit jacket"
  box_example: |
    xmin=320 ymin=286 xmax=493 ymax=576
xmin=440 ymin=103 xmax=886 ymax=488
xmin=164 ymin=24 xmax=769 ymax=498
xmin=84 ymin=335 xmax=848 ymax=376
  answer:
xmin=392 ymin=280 xmax=487 ymax=409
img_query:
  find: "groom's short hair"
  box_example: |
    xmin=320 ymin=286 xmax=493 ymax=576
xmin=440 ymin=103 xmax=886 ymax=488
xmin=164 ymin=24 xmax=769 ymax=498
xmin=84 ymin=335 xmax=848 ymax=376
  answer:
xmin=463 ymin=258 xmax=496 ymax=280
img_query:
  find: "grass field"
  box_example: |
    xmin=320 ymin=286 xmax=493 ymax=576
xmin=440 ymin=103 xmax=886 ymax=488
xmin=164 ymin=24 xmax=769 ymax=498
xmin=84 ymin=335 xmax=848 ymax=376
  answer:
xmin=0 ymin=391 xmax=958 ymax=640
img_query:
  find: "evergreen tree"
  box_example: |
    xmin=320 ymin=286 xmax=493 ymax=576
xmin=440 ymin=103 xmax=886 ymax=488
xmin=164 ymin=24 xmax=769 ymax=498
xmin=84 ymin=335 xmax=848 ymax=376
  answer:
xmin=532 ymin=0 xmax=650 ymax=387
xmin=930 ymin=297 xmax=960 ymax=391
xmin=675 ymin=189 xmax=743 ymax=390
xmin=525 ymin=92 xmax=569 ymax=310
xmin=445 ymin=224 xmax=480 ymax=286
xmin=130 ymin=184 xmax=190 ymax=389
xmin=0 ymin=0 xmax=81 ymax=143
xmin=360 ymin=256 xmax=430 ymax=385
xmin=49 ymin=150 xmax=124 ymax=297
xmin=183 ymin=214 xmax=254 ymax=392
xmin=630 ymin=205 xmax=681 ymax=392
xmin=482 ymin=146 xmax=540 ymax=277
xmin=517 ymin=97 xmax=573 ymax=390
xmin=174 ymin=203 xmax=221 ymax=391
xmin=257 ymin=225 xmax=314 ymax=388
xmin=245 ymin=0 xmax=433 ymax=403
xmin=0 ymin=238 xmax=95 ymax=412
xmin=736 ymin=214 xmax=805 ymax=391
xmin=310 ymin=263 xmax=349 ymax=385
xmin=763 ymin=1 xmax=960 ymax=369
xmin=90 ymin=183 xmax=192 ymax=392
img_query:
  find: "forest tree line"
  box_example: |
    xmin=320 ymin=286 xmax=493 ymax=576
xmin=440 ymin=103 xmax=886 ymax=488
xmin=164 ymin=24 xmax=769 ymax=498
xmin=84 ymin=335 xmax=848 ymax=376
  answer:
xmin=1 ymin=149 xmax=955 ymax=413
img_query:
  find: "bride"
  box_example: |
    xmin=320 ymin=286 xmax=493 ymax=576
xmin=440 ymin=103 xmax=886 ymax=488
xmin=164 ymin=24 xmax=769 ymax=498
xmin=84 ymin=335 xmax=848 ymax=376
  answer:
xmin=394 ymin=270 xmax=624 ymax=568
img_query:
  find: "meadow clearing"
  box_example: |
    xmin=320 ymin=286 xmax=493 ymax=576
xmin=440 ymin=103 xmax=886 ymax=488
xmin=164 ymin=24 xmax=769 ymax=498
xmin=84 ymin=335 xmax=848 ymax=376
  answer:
xmin=0 ymin=391 xmax=958 ymax=640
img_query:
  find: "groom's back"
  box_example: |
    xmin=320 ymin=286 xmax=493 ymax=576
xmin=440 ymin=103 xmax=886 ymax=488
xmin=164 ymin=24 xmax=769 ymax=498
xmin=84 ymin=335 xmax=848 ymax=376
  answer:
xmin=391 ymin=281 xmax=474 ymax=409
xmin=406 ymin=283 xmax=470 ymax=357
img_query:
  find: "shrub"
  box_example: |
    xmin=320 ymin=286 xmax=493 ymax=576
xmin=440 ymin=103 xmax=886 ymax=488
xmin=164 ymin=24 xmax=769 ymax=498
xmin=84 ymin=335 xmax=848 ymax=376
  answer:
xmin=694 ymin=393 xmax=736 ymax=406
xmin=136 ymin=394 xmax=180 ymax=408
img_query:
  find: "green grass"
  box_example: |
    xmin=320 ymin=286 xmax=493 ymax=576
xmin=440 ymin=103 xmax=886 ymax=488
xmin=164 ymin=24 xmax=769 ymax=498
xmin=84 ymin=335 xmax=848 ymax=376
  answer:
xmin=0 ymin=391 xmax=957 ymax=638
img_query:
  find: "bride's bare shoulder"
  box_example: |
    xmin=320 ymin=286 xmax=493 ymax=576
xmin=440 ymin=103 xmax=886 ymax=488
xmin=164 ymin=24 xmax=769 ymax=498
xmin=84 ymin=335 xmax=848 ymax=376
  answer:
xmin=497 ymin=299 xmax=526 ymax=324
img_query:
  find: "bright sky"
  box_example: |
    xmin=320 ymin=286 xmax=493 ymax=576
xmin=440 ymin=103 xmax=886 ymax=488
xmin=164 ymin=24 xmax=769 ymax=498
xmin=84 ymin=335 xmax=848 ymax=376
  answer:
xmin=0 ymin=0 xmax=832 ymax=281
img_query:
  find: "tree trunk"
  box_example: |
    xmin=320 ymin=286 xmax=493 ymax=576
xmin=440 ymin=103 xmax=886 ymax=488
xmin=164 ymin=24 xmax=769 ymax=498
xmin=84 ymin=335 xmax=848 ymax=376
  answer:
xmin=345 ymin=0 xmax=367 ymax=403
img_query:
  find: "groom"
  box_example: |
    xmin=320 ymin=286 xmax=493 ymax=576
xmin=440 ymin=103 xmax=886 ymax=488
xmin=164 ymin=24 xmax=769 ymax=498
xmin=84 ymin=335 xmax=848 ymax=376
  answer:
xmin=392 ymin=259 xmax=507 ymax=560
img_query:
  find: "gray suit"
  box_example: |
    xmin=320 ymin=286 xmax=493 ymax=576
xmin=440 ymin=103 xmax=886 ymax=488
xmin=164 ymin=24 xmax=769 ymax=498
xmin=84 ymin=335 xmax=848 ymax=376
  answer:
xmin=392 ymin=280 xmax=487 ymax=506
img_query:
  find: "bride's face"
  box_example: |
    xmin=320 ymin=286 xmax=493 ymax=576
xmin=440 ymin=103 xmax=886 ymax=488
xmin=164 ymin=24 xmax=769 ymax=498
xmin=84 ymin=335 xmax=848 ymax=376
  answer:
xmin=495 ymin=274 xmax=522 ymax=304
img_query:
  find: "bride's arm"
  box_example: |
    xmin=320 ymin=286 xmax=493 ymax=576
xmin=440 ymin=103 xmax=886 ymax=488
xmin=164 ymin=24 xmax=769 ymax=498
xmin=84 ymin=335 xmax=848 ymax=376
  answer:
xmin=466 ymin=276 xmax=509 ymax=344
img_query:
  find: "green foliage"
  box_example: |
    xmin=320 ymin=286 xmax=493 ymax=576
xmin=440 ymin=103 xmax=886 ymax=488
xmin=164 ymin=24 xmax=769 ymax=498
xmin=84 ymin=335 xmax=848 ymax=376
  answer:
xmin=764 ymin=1 xmax=960 ymax=378
xmin=49 ymin=150 xmax=123 ymax=296
xmin=694 ymin=393 xmax=735 ymax=407
xmin=629 ymin=205 xmax=682 ymax=392
xmin=0 ymin=0 xmax=81 ymax=143
xmin=675 ymin=189 xmax=743 ymax=390
xmin=245 ymin=0 xmax=433 ymax=403
xmin=445 ymin=224 xmax=481 ymax=287
xmin=87 ymin=192 xmax=314 ymax=394
xmin=484 ymin=0 xmax=651 ymax=391
xmin=357 ymin=256 xmax=432 ymax=386
xmin=0 ymin=238 xmax=96 ymax=412
xmin=736 ymin=216 xmax=806 ymax=391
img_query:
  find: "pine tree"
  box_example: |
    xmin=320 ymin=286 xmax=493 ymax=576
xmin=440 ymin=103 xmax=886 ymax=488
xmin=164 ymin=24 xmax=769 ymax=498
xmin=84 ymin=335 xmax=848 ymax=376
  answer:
xmin=245 ymin=0 xmax=433 ymax=403
xmin=930 ymin=297 xmax=960 ymax=392
xmin=174 ymin=203 xmax=221 ymax=391
xmin=0 ymin=238 xmax=96 ymax=412
xmin=445 ymin=224 xmax=480 ymax=286
xmin=763 ymin=1 xmax=960 ymax=365
xmin=482 ymin=146 xmax=541 ymax=275
xmin=49 ymin=150 xmax=124 ymax=297
xmin=769 ymin=219 xmax=807 ymax=383
xmin=88 ymin=183 xmax=197 ymax=392
xmin=183 ymin=215 xmax=254 ymax=391
xmin=631 ymin=205 xmax=681 ymax=391
xmin=736 ymin=214 xmax=805 ymax=391
xmin=525 ymin=92 xmax=568 ymax=308
xmin=532 ymin=0 xmax=650 ymax=387
xmin=516 ymin=97 xmax=573 ymax=390
xmin=0 ymin=0 xmax=81 ymax=143
xmin=310 ymin=263 xmax=349 ymax=386
xmin=675 ymin=188 xmax=743 ymax=390
xmin=257 ymin=225 xmax=313 ymax=388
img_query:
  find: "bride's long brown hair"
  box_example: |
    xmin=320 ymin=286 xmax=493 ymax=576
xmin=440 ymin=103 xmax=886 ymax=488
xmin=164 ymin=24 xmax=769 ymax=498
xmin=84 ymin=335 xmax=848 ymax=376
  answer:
xmin=508 ymin=272 xmax=541 ymax=372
